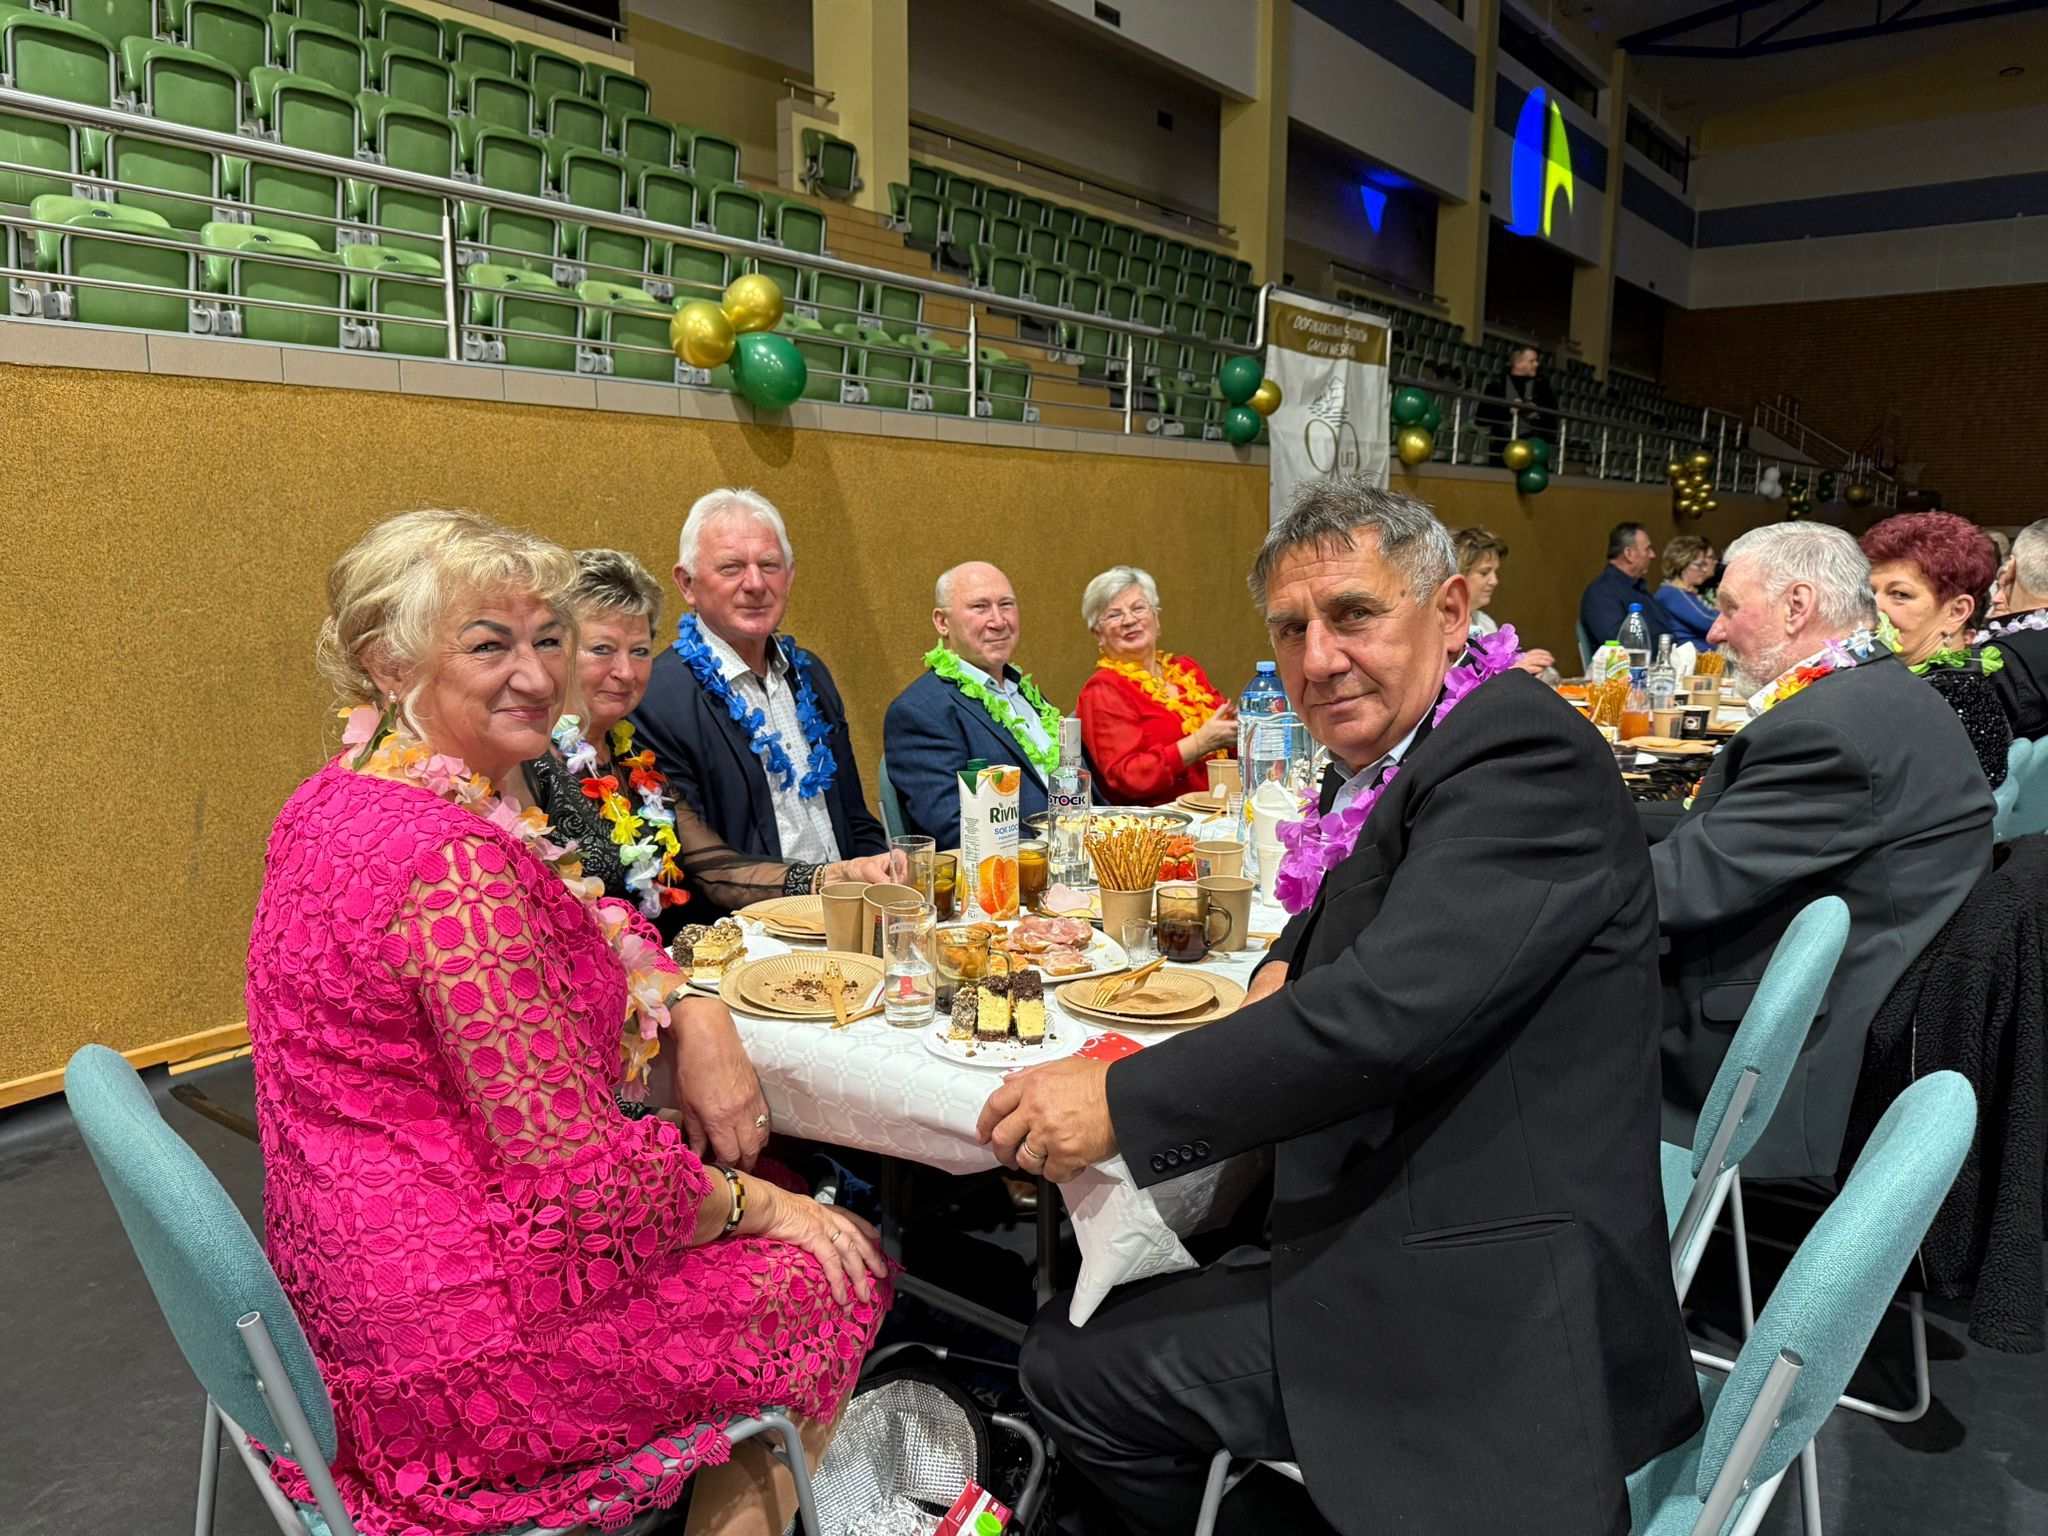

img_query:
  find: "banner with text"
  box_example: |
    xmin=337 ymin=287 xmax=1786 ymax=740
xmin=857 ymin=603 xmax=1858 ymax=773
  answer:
xmin=1264 ymin=295 xmax=1392 ymax=523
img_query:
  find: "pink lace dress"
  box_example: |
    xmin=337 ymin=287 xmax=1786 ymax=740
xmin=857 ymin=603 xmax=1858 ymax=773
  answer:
xmin=245 ymin=761 xmax=888 ymax=1534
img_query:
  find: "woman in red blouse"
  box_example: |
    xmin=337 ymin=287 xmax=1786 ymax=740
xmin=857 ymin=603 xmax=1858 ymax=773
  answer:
xmin=1076 ymin=565 xmax=1239 ymax=804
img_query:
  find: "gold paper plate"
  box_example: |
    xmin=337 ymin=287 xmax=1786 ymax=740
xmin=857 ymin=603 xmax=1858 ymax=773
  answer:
xmin=1176 ymin=792 xmax=1227 ymax=815
xmin=735 ymin=895 xmax=826 ymax=934
xmin=1074 ymin=969 xmax=1216 ymax=1018
xmin=1058 ymin=972 xmax=1247 ymax=1028
xmin=733 ymin=952 xmax=884 ymax=1017
xmin=1622 ymin=736 xmax=1716 ymax=757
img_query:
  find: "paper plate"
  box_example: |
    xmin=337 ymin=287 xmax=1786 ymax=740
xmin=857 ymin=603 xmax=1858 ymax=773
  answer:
xmin=1057 ymin=972 xmax=1247 ymax=1029
xmin=1623 ymin=736 xmax=1716 ymax=757
xmin=734 ymin=952 xmax=884 ymax=1017
xmin=735 ymin=895 xmax=826 ymax=935
xmin=1175 ymin=791 xmax=1227 ymax=815
xmin=1065 ymin=968 xmax=1215 ymax=1018
xmin=923 ymin=1009 xmax=1089 ymax=1069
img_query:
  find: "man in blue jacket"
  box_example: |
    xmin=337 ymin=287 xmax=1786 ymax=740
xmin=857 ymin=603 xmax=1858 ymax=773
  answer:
xmin=1579 ymin=521 xmax=1657 ymax=648
xmin=628 ymin=488 xmax=886 ymax=896
xmin=883 ymin=562 xmax=1071 ymax=847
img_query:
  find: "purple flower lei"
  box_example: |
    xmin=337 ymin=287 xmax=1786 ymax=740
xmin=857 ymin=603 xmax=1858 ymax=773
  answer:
xmin=1272 ymin=626 xmax=1524 ymax=914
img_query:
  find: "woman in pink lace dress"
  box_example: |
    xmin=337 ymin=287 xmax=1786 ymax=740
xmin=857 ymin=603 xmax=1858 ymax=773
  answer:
xmin=246 ymin=510 xmax=889 ymax=1535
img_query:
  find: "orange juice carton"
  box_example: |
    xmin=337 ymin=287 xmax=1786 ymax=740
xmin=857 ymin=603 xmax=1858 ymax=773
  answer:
xmin=959 ymin=759 xmax=1021 ymax=920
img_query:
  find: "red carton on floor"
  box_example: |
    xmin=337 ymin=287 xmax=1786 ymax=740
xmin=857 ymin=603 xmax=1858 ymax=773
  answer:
xmin=934 ymin=1479 xmax=1011 ymax=1534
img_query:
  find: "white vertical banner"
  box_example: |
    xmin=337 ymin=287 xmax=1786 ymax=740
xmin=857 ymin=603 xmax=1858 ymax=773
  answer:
xmin=1263 ymin=295 xmax=1392 ymax=523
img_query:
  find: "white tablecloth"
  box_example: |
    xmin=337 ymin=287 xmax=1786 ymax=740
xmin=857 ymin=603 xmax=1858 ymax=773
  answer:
xmin=726 ymin=891 xmax=1291 ymax=1328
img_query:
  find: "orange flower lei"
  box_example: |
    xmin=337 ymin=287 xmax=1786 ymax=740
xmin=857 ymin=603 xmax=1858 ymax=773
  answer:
xmin=1096 ymin=651 xmax=1223 ymax=741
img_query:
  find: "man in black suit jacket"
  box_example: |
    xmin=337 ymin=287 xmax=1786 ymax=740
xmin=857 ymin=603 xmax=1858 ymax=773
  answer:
xmin=1987 ymin=519 xmax=2048 ymax=740
xmin=1644 ymin=521 xmax=1994 ymax=1177
xmin=627 ymin=490 xmax=886 ymax=907
xmin=978 ymin=483 xmax=1698 ymax=1535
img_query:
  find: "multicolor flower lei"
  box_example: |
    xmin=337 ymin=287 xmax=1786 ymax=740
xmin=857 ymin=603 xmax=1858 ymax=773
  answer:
xmin=925 ymin=644 xmax=1062 ymax=776
xmin=1095 ymin=650 xmax=1224 ymax=742
xmin=1984 ymin=608 xmax=2048 ymax=640
xmin=673 ymin=613 xmax=838 ymax=798
xmin=550 ymin=715 xmax=691 ymax=920
xmin=1744 ymin=627 xmax=1884 ymax=718
xmin=1272 ymin=626 xmax=1523 ymax=914
xmin=340 ymin=705 xmax=678 ymax=1092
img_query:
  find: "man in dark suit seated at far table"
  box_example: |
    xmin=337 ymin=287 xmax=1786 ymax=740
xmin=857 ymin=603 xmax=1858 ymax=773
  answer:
xmin=1643 ymin=521 xmax=1994 ymax=1178
xmin=977 ymin=480 xmax=1700 ymax=1535
xmin=1580 ymin=520 xmax=1658 ymax=650
xmin=1986 ymin=517 xmax=2048 ymax=741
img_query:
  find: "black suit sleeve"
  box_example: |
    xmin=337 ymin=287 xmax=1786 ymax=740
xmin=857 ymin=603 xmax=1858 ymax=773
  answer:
xmin=883 ymin=692 xmax=967 ymax=847
xmin=1108 ymin=706 xmax=1636 ymax=1183
xmin=1650 ymin=716 xmax=1878 ymax=936
xmin=810 ymin=660 xmax=887 ymax=857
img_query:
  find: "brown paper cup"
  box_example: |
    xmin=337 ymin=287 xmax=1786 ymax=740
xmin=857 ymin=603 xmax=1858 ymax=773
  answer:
xmin=1098 ymin=887 xmax=1155 ymax=948
xmin=1650 ymin=708 xmax=1684 ymax=737
xmin=1192 ymin=840 xmax=1245 ymax=880
xmin=820 ymin=882 xmax=870 ymax=952
xmin=1197 ymin=875 xmax=1255 ymax=952
xmin=1205 ymin=758 xmax=1243 ymax=797
xmin=861 ymin=883 xmax=923 ymax=957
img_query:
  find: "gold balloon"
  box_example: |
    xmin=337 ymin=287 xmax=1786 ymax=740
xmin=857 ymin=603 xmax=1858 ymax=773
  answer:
xmin=1396 ymin=425 xmax=1435 ymax=466
xmin=669 ymin=299 xmax=735 ymax=369
xmin=1845 ymin=483 xmax=1873 ymax=507
xmin=1503 ymin=439 xmax=1536 ymax=472
xmin=1248 ymin=378 xmax=1283 ymax=417
xmin=1666 ymin=460 xmax=1684 ymax=481
xmin=721 ymin=273 xmax=784 ymax=334
xmin=1703 ymin=497 xmax=1719 ymax=512
xmin=1686 ymin=451 xmax=1713 ymax=473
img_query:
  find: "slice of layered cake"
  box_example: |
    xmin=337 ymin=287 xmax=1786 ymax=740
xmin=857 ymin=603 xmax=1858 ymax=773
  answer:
xmin=1010 ymin=970 xmax=1046 ymax=1045
xmin=688 ymin=918 xmax=746 ymax=984
xmin=669 ymin=923 xmax=706 ymax=974
xmin=976 ymin=973 xmax=1012 ymax=1044
xmin=949 ymin=982 xmax=980 ymax=1041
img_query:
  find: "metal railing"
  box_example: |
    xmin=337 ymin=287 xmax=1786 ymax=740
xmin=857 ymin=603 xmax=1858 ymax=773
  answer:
xmin=0 ymin=81 xmax=1265 ymax=435
xmin=908 ymin=119 xmax=1236 ymax=242
xmin=485 ymin=0 xmax=626 ymax=43
xmin=781 ymin=79 xmax=835 ymax=105
xmin=1754 ymin=394 xmax=1900 ymax=506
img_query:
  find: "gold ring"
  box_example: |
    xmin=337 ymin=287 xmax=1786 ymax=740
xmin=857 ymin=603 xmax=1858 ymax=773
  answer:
xmin=1021 ymin=1140 xmax=1047 ymax=1165
xmin=754 ymin=1114 xmax=770 ymax=1130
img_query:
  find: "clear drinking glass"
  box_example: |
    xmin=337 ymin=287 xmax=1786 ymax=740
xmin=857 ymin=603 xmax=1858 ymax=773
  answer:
xmin=882 ymin=904 xmax=936 ymax=1027
xmin=1119 ymin=918 xmax=1157 ymax=966
xmin=932 ymin=851 xmax=959 ymax=921
xmin=891 ymin=835 xmax=937 ymax=904
xmin=934 ymin=922 xmax=990 ymax=1008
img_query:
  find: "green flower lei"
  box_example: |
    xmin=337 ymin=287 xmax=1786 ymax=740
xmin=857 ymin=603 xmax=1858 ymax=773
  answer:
xmin=1881 ymin=615 xmax=2007 ymax=678
xmin=924 ymin=645 xmax=1062 ymax=776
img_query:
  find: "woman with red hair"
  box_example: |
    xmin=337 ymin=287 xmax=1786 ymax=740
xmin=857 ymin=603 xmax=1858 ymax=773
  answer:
xmin=1861 ymin=511 xmax=2013 ymax=786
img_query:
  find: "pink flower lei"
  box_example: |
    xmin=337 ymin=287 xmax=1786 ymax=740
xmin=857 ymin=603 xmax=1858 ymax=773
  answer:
xmin=1272 ymin=626 xmax=1524 ymax=914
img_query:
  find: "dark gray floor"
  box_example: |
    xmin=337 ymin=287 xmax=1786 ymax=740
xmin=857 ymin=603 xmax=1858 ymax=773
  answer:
xmin=3 ymin=1059 xmax=2043 ymax=1535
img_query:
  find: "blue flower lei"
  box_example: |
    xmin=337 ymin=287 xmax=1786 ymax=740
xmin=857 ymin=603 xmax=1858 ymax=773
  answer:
xmin=673 ymin=613 xmax=839 ymax=799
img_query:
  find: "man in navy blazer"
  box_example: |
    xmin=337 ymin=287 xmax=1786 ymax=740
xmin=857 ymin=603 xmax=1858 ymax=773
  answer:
xmin=883 ymin=561 xmax=1074 ymax=846
xmin=628 ymin=489 xmax=886 ymax=904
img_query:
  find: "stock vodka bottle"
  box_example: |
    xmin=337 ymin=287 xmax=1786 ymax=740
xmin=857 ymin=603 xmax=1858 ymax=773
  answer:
xmin=1047 ymin=716 xmax=1092 ymax=889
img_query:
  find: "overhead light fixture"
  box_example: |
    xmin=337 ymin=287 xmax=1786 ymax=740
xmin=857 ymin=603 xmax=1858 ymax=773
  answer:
xmin=2000 ymin=64 xmax=2025 ymax=77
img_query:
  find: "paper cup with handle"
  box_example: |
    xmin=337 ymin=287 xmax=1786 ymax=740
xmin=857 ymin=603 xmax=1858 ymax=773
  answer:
xmin=1197 ymin=874 xmax=1254 ymax=953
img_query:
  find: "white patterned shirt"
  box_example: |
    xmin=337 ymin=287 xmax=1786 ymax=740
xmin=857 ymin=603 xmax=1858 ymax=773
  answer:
xmin=1329 ymin=717 xmax=1423 ymax=818
xmin=956 ymin=657 xmax=1054 ymax=763
xmin=699 ymin=621 xmax=842 ymax=866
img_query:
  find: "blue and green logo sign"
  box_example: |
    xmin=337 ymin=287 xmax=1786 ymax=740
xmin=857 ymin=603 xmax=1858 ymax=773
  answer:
xmin=1507 ymin=86 xmax=1575 ymax=238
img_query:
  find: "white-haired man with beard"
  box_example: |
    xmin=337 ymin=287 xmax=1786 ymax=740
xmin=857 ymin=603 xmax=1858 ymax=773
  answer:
xmin=1647 ymin=520 xmax=1994 ymax=1178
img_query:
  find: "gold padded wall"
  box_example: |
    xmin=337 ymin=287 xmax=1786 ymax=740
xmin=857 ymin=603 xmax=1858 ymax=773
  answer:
xmin=0 ymin=361 xmax=1769 ymax=1096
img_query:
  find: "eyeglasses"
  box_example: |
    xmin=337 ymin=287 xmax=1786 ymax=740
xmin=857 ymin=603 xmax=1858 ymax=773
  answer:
xmin=1102 ymin=602 xmax=1154 ymax=624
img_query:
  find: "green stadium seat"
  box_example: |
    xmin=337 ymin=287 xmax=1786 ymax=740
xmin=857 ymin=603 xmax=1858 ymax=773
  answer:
xmin=1197 ymin=302 xmax=1227 ymax=341
xmin=869 ymin=281 xmax=919 ymax=334
xmin=340 ymin=240 xmax=441 ymax=353
xmin=1124 ymin=254 xmax=1155 ymax=290
xmin=99 ymin=41 xmax=238 ymax=231
xmin=27 ymin=194 xmax=192 ymax=330
xmin=1231 ymin=257 xmax=1252 ymax=284
xmin=899 ymin=332 xmax=970 ymax=414
xmin=1066 ymin=269 xmax=1104 ymax=315
xmin=1167 ymin=294 xmax=1198 ymax=334
xmin=963 ymin=240 xmax=993 ymax=289
xmin=238 ymin=66 xmax=357 ymax=249
xmin=1226 ymin=309 xmax=1252 ymax=345
xmin=66 ymin=0 xmax=166 ymax=51
xmin=515 ymin=40 xmax=582 ymax=101
xmin=0 ymin=12 xmax=116 ymax=209
xmin=542 ymin=93 xmax=607 ymax=151
xmin=684 ymin=126 xmax=739 ymax=185
xmin=464 ymin=260 xmax=575 ymax=368
xmin=1060 ymin=237 xmax=1097 ymax=275
xmin=987 ymin=216 xmax=1023 ymax=258
xmin=983 ymin=248 xmax=1025 ymax=301
xmin=353 ymin=95 xmax=450 ymax=253
xmin=802 ymin=266 xmax=860 ymax=329
xmin=1135 ymin=285 xmax=1167 ymax=329
xmin=1131 ymin=230 xmax=1160 ymax=262
xmin=1047 ymin=205 xmax=1079 ymax=241
xmin=633 ymin=161 xmax=696 ymax=229
xmin=705 ymin=180 xmax=762 ymax=242
xmin=1014 ymin=194 xmax=1049 ymax=228
xmin=908 ymin=162 xmax=942 ymax=196
xmin=440 ymin=19 xmax=510 ymax=76
xmin=777 ymin=314 xmax=847 ymax=401
xmin=175 ymin=0 xmax=265 ymax=79
xmin=577 ymin=278 xmax=670 ymax=379
xmin=833 ymin=322 xmax=912 ymax=409
xmin=582 ymin=61 xmax=648 ymax=116
xmin=938 ymin=171 xmax=979 ymax=204
xmin=661 ymin=235 xmax=724 ymax=303
xmin=979 ymin=344 xmax=1030 ymax=422
xmin=1073 ymin=212 xmax=1105 ymax=247
xmin=1103 ymin=279 xmax=1138 ymax=325
xmin=1065 ymin=314 xmax=1115 ymax=380
xmin=456 ymin=64 xmax=533 ymax=134
xmin=980 ymin=184 xmax=1016 ymax=220
xmin=898 ymin=188 xmax=942 ymax=251
xmin=264 ymin=14 xmax=364 ymax=93
xmin=1021 ymin=259 xmax=1063 ymax=310
xmin=369 ymin=1 xmax=438 ymax=56
xmin=799 ymin=126 xmax=861 ymax=200
xmin=771 ymin=195 xmax=825 ymax=255
xmin=942 ymin=201 xmax=984 ymax=259
xmin=546 ymin=139 xmax=640 ymax=281
xmin=1103 ymin=223 xmax=1134 ymax=259
xmin=610 ymin=108 xmax=677 ymax=168
xmin=364 ymin=37 xmax=448 ymax=113
xmin=744 ymin=252 xmax=800 ymax=305
xmin=456 ymin=125 xmax=553 ymax=271
xmin=200 ymin=219 xmax=341 ymax=344
xmin=283 ymin=0 xmax=364 ymax=38
xmin=1023 ymin=224 xmax=1058 ymax=264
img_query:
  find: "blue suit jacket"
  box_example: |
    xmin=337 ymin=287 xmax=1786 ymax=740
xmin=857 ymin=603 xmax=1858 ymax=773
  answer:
xmin=627 ymin=644 xmax=887 ymax=876
xmin=882 ymin=669 xmax=1056 ymax=847
xmin=1578 ymin=564 xmax=1653 ymax=649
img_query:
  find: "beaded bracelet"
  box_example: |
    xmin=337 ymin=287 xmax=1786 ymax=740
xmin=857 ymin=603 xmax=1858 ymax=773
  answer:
xmin=717 ymin=1164 xmax=746 ymax=1237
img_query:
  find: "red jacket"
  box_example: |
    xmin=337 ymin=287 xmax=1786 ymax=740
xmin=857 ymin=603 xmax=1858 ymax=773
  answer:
xmin=1078 ymin=656 xmax=1224 ymax=805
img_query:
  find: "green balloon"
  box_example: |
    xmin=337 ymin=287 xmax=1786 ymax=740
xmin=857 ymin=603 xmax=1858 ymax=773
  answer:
xmin=1420 ymin=399 xmax=1443 ymax=433
xmin=1517 ymin=465 xmax=1550 ymax=495
xmin=728 ymin=330 xmax=808 ymax=410
xmin=1528 ymin=436 xmax=1552 ymax=467
xmin=1218 ymin=355 xmax=1264 ymax=406
xmin=1223 ymin=404 xmax=1263 ymax=445
xmin=1391 ymin=386 xmax=1430 ymax=425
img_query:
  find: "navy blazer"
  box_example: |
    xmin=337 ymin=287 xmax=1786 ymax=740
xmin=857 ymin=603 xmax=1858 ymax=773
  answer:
xmin=882 ymin=669 xmax=1057 ymax=847
xmin=626 ymin=643 xmax=887 ymax=876
xmin=1578 ymin=563 xmax=1653 ymax=648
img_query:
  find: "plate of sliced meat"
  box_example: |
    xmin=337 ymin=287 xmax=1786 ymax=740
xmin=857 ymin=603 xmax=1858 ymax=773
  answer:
xmin=990 ymin=914 xmax=1127 ymax=982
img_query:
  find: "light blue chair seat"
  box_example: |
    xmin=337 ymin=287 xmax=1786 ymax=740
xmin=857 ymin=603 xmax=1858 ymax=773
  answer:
xmin=876 ymin=752 xmax=907 ymax=841
xmin=1993 ymin=735 xmax=2048 ymax=841
xmin=1659 ymin=1142 xmax=1695 ymax=1240
xmin=1625 ymin=1374 xmax=1729 ymax=1534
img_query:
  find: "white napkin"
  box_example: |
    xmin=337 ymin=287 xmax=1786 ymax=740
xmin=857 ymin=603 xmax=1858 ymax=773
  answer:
xmin=1673 ymin=641 xmax=1698 ymax=676
xmin=1064 ymin=1156 xmax=1196 ymax=1325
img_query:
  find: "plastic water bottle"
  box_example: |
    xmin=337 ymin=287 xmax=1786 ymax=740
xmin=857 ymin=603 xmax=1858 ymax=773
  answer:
xmin=1617 ymin=604 xmax=1653 ymax=683
xmin=1237 ymin=661 xmax=1289 ymax=769
xmin=1647 ymin=635 xmax=1677 ymax=714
